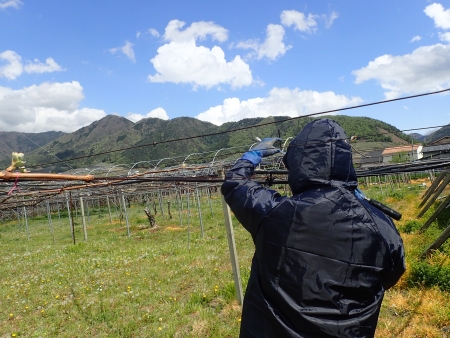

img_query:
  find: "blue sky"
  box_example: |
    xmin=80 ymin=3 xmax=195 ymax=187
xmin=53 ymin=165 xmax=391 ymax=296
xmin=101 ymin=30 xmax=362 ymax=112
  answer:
xmin=1 ymin=0 xmax=450 ymax=135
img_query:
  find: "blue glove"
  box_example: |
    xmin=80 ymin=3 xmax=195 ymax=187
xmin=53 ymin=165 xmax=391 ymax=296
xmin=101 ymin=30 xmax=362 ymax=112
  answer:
xmin=251 ymin=138 xmax=282 ymax=157
xmin=240 ymin=138 xmax=282 ymax=166
xmin=241 ymin=150 xmax=263 ymax=166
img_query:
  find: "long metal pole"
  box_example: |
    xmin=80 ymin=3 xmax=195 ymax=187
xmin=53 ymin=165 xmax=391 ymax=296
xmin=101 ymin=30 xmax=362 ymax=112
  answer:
xmin=219 ymin=169 xmax=243 ymax=305
xmin=121 ymin=191 xmax=131 ymax=237
xmin=106 ymin=195 xmax=112 ymax=224
xmin=196 ymin=185 xmax=204 ymax=238
xmin=79 ymin=197 xmax=88 ymax=241
xmin=46 ymin=200 xmax=55 ymax=243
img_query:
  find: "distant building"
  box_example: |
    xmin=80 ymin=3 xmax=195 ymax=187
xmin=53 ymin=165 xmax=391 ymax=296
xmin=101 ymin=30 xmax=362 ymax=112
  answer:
xmin=356 ymin=150 xmax=384 ymax=169
xmin=422 ymin=137 xmax=450 ymax=159
xmin=382 ymin=144 xmax=423 ymax=163
xmin=427 ymin=136 xmax=450 ymax=146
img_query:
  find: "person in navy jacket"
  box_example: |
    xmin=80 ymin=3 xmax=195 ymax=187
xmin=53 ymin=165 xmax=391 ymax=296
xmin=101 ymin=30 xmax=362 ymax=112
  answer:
xmin=221 ymin=118 xmax=405 ymax=338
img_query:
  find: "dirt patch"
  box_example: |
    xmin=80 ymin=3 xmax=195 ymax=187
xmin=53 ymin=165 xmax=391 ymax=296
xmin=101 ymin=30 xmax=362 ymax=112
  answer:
xmin=166 ymin=226 xmax=184 ymax=232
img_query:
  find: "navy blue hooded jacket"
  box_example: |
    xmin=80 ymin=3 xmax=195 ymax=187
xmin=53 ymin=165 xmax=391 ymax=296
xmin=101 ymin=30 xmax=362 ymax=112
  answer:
xmin=221 ymin=119 xmax=405 ymax=338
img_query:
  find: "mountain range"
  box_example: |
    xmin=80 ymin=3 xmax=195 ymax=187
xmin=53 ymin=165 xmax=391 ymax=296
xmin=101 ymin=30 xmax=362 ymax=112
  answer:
xmin=0 ymin=115 xmax=447 ymax=172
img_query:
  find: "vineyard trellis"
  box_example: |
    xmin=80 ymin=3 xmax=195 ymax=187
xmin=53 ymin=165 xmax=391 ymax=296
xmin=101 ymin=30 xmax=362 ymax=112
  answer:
xmin=2 ymin=143 xmax=450 ymax=303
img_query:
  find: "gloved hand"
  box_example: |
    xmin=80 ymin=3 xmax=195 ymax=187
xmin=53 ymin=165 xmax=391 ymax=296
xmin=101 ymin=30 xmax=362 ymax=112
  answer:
xmin=240 ymin=138 xmax=282 ymax=166
xmin=251 ymin=138 xmax=282 ymax=157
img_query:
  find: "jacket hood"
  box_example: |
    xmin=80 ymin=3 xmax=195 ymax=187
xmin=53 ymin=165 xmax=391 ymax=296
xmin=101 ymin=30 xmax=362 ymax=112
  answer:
xmin=283 ymin=119 xmax=357 ymax=194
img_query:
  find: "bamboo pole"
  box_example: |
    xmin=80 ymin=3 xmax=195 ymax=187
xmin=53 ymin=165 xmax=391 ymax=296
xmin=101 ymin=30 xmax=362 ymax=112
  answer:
xmin=0 ymin=171 xmax=94 ymax=182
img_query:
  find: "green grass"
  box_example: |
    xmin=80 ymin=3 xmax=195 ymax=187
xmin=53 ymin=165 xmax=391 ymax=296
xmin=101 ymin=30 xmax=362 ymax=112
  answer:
xmin=1 ymin=182 xmax=450 ymax=337
xmin=0 ymin=193 xmax=253 ymax=337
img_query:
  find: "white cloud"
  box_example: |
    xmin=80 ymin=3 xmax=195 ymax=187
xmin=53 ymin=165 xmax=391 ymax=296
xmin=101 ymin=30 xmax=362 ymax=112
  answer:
xmin=0 ymin=50 xmax=23 ymax=79
xmin=0 ymin=50 xmax=64 ymax=79
xmin=353 ymin=43 xmax=450 ymax=99
xmin=196 ymin=87 xmax=363 ymax=125
xmin=163 ymin=20 xmax=228 ymax=43
xmin=280 ymin=10 xmax=318 ymax=33
xmin=148 ymin=28 xmax=160 ymax=38
xmin=24 ymin=57 xmax=64 ymax=73
xmin=439 ymin=32 xmax=450 ymax=41
xmin=424 ymin=3 xmax=450 ymax=30
xmin=149 ymin=20 xmax=252 ymax=89
xmin=109 ymin=41 xmax=136 ymax=63
xmin=411 ymin=35 xmax=422 ymax=42
xmin=126 ymin=107 xmax=169 ymax=122
xmin=137 ymin=28 xmax=160 ymax=39
xmin=237 ymin=24 xmax=291 ymax=60
xmin=0 ymin=0 xmax=22 ymax=10
xmin=0 ymin=81 xmax=106 ymax=132
xmin=324 ymin=11 xmax=339 ymax=28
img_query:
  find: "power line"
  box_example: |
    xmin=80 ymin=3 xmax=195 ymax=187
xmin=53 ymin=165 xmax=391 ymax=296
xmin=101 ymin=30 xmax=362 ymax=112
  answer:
xmin=30 ymin=88 xmax=450 ymax=168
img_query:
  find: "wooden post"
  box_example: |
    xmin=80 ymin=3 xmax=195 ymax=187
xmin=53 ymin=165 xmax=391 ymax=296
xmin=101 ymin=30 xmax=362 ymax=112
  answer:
xmin=419 ymin=170 xmax=448 ymax=207
xmin=419 ymin=194 xmax=450 ymax=233
xmin=420 ymin=224 xmax=450 ymax=259
xmin=417 ymin=174 xmax=450 ymax=218
xmin=219 ymin=169 xmax=243 ymax=306
xmin=79 ymin=197 xmax=88 ymax=241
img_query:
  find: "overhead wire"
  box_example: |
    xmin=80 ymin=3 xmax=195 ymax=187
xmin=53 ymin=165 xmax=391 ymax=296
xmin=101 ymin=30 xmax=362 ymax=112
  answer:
xmin=29 ymin=88 xmax=450 ymax=168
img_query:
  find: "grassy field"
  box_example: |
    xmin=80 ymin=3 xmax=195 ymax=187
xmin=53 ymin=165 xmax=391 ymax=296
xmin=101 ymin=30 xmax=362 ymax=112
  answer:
xmin=0 ymin=178 xmax=449 ymax=337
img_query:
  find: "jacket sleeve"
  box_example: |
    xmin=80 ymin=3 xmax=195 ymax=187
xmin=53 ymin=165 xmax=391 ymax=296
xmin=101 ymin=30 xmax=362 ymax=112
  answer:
xmin=380 ymin=220 xmax=406 ymax=290
xmin=368 ymin=203 xmax=406 ymax=290
xmin=221 ymin=159 xmax=285 ymax=238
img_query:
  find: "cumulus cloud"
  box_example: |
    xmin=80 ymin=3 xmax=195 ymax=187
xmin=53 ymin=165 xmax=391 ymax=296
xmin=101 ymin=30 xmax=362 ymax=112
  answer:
xmin=353 ymin=44 xmax=450 ymax=99
xmin=440 ymin=32 xmax=450 ymax=41
xmin=24 ymin=57 xmax=64 ymax=73
xmin=236 ymin=24 xmax=291 ymax=60
xmin=0 ymin=81 xmax=106 ymax=132
xmin=196 ymin=87 xmax=363 ymax=125
xmin=0 ymin=0 xmax=22 ymax=10
xmin=109 ymin=41 xmax=136 ymax=63
xmin=149 ymin=20 xmax=252 ymax=89
xmin=424 ymin=3 xmax=450 ymax=30
xmin=163 ymin=20 xmax=228 ymax=43
xmin=0 ymin=50 xmax=64 ymax=80
xmin=0 ymin=50 xmax=22 ymax=79
xmin=126 ymin=107 xmax=169 ymax=122
xmin=411 ymin=35 xmax=422 ymax=42
xmin=280 ymin=10 xmax=318 ymax=33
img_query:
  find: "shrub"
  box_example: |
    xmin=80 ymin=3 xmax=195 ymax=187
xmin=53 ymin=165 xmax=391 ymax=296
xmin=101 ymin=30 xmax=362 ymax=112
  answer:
xmin=408 ymin=261 xmax=450 ymax=292
xmin=401 ymin=220 xmax=422 ymax=234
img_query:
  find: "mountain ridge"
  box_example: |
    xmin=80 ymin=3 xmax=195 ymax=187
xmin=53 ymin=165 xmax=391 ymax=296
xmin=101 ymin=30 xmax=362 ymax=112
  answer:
xmin=0 ymin=115 xmax=417 ymax=171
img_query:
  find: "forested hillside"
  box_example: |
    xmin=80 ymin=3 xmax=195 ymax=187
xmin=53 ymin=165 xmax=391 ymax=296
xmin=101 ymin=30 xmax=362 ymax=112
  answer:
xmin=0 ymin=115 xmax=412 ymax=171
